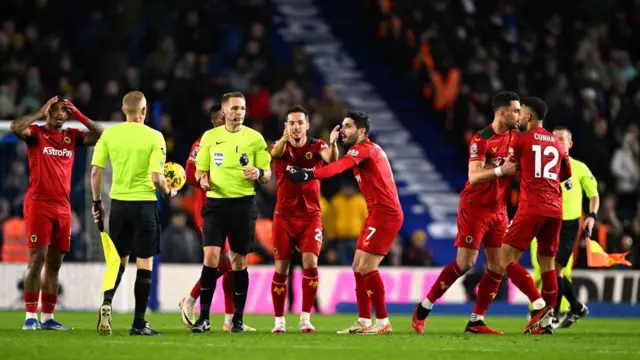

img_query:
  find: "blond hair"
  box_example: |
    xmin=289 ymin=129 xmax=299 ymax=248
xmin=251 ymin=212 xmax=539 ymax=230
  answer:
xmin=221 ymin=92 xmax=245 ymax=104
xmin=122 ymin=91 xmax=147 ymax=115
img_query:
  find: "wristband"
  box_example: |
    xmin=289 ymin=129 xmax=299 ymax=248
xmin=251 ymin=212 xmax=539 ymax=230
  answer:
xmin=587 ymin=212 xmax=597 ymax=221
xmin=92 ymin=200 xmax=102 ymax=205
xmin=73 ymin=110 xmax=89 ymax=125
xmin=258 ymin=168 xmax=265 ymax=179
xmin=494 ymin=167 xmax=503 ymax=177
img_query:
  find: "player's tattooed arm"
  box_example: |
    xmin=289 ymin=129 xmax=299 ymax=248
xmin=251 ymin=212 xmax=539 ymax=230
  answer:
xmin=83 ymin=131 xmax=102 ymax=146
xmin=10 ymin=96 xmax=58 ymax=139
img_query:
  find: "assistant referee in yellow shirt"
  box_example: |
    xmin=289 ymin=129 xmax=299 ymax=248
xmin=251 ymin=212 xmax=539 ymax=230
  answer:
xmin=533 ymin=126 xmax=599 ymax=329
xmin=190 ymin=92 xmax=272 ymax=333
xmin=91 ymin=91 xmax=174 ymax=336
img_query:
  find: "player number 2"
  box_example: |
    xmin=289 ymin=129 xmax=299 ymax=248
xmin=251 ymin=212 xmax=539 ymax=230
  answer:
xmin=365 ymin=227 xmax=376 ymax=240
xmin=314 ymin=228 xmax=322 ymax=242
xmin=532 ymin=145 xmax=559 ymax=180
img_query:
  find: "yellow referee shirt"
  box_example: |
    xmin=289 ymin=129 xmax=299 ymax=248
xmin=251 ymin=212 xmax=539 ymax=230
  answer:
xmin=561 ymin=157 xmax=598 ymax=220
xmin=196 ymin=125 xmax=271 ymax=198
xmin=91 ymin=122 xmax=166 ymax=201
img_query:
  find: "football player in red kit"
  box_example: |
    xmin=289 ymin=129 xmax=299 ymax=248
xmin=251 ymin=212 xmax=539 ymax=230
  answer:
xmin=412 ymin=91 xmax=520 ymax=335
xmin=269 ymin=105 xmax=340 ymax=333
xmin=501 ymin=97 xmax=572 ymax=334
xmin=290 ymin=111 xmax=403 ymax=335
xmin=11 ymin=96 xmax=103 ymax=330
xmin=179 ymin=104 xmax=255 ymax=332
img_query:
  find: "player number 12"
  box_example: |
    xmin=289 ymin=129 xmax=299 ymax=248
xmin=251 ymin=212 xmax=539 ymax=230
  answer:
xmin=532 ymin=145 xmax=559 ymax=180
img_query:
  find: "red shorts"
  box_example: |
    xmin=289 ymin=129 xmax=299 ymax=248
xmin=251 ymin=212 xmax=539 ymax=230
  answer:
xmin=24 ymin=201 xmax=72 ymax=253
xmin=454 ymin=207 xmax=507 ymax=250
xmin=504 ymin=212 xmax=562 ymax=257
xmin=356 ymin=215 xmax=403 ymax=256
xmin=272 ymin=215 xmax=323 ymax=260
xmin=198 ymin=225 xmax=230 ymax=254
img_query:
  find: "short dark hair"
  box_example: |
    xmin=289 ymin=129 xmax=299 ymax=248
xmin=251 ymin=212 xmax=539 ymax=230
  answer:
xmin=345 ymin=110 xmax=371 ymax=136
xmin=209 ymin=104 xmax=221 ymax=114
xmin=491 ymin=91 xmax=520 ymax=112
xmin=221 ymin=92 xmax=245 ymax=104
xmin=285 ymin=105 xmax=309 ymax=120
xmin=522 ymin=97 xmax=548 ymax=121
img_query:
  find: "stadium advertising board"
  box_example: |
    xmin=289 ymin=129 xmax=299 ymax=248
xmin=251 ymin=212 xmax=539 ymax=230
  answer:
xmin=1 ymin=264 xmax=638 ymax=314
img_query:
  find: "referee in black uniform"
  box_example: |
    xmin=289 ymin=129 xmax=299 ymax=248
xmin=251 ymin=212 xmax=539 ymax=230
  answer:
xmin=191 ymin=92 xmax=272 ymax=333
xmin=91 ymin=91 xmax=175 ymax=336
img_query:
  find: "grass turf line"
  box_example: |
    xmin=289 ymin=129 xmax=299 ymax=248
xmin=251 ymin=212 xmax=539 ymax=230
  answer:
xmin=1 ymin=312 xmax=638 ymax=360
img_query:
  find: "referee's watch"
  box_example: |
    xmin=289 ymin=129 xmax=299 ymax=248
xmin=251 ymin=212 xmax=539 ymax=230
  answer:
xmin=587 ymin=212 xmax=597 ymax=220
xmin=257 ymin=168 xmax=265 ymax=179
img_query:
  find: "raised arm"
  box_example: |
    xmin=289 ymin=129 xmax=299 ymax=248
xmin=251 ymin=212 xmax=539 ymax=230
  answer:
xmin=64 ymin=100 xmax=103 ymax=145
xmin=270 ymin=127 xmax=290 ymax=159
xmin=320 ymin=125 xmax=341 ymax=163
xmin=11 ymin=96 xmax=58 ymax=139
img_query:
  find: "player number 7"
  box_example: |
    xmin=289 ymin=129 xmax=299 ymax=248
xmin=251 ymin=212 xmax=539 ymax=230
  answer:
xmin=366 ymin=227 xmax=376 ymax=240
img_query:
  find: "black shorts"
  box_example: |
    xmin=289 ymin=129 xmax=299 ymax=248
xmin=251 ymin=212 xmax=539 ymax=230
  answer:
xmin=109 ymin=200 xmax=160 ymax=258
xmin=202 ymin=196 xmax=257 ymax=255
xmin=555 ymin=219 xmax=580 ymax=266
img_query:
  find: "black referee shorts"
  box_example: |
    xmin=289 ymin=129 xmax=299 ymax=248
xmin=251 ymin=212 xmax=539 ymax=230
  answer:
xmin=555 ymin=219 xmax=580 ymax=267
xmin=109 ymin=200 xmax=161 ymax=259
xmin=202 ymin=196 xmax=257 ymax=255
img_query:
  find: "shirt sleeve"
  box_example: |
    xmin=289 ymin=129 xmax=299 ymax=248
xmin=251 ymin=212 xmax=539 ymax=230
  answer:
xmin=254 ymin=134 xmax=272 ymax=170
xmin=315 ymin=139 xmax=329 ymax=158
xmin=24 ymin=125 xmax=39 ymax=146
xmin=579 ymin=162 xmax=598 ymax=198
xmin=149 ymin=131 xmax=166 ymax=174
xmin=91 ymin=130 xmax=109 ymax=168
xmin=185 ymin=141 xmax=199 ymax=186
xmin=343 ymin=143 xmax=370 ymax=165
xmin=269 ymin=141 xmax=291 ymax=161
xmin=73 ymin=128 xmax=88 ymax=146
xmin=196 ymin=131 xmax=212 ymax=172
xmin=469 ymin=136 xmax=488 ymax=162
xmin=559 ymin=152 xmax=572 ymax=183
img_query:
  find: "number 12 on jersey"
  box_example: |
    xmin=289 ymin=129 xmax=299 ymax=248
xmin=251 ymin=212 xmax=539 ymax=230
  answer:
xmin=532 ymin=145 xmax=559 ymax=180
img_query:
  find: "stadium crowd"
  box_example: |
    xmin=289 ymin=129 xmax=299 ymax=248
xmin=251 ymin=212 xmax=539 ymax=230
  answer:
xmin=363 ymin=0 xmax=640 ymax=269
xmin=1 ymin=0 xmax=638 ymax=269
xmin=0 ymin=0 xmax=427 ymax=267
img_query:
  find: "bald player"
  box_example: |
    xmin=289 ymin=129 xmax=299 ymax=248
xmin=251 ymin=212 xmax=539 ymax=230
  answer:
xmin=92 ymin=91 xmax=174 ymax=336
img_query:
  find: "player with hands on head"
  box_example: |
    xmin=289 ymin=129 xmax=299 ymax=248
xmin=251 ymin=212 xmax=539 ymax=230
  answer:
xmin=11 ymin=95 xmax=103 ymax=331
xmin=269 ymin=105 xmax=339 ymax=333
xmin=291 ymin=111 xmax=403 ymax=335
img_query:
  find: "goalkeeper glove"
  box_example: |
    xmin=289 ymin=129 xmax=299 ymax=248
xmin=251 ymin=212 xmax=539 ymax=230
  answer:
xmin=289 ymin=167 xmax=314 ymax=183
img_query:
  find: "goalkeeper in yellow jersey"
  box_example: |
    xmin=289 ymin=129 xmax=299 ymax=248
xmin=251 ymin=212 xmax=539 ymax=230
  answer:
xmin=530 ymin=127 xmax=599 ymax=329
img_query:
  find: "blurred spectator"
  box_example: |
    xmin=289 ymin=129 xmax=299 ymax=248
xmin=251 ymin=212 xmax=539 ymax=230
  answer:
xmin=329 ymin=183 xmax=368 ymax=265
xmin=402 ymin=229 xmax=434 ymax=266
xmin=611 ymin=132 xmax=640 ymax=218
xmin=162 ymin=212 xmax=201 ymax=263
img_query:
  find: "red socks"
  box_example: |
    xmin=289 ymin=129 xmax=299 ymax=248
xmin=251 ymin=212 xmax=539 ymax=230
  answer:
xmin=472 ymin=269 xmax=502 ymax=316
xmin=427 ymin=262 xmax=464 ymax=303
xmin=189 ymin=279 xmax=201 ymax=299
xmin=24 ymin=291 xmax=39 ymax=313
xmin=506 ymin=262 xmax=541 ymax=303
xmin=363 ymin=270 xmax=388 ymax=319
xmin=354 ymin=272 xmax=372 ymax=319
xmin=222 ymin=271 xmax=234 ymax=314
xmin=272 ymin=272 xmax=288 ymax=317
xmin=41 ymin=292 xmax=57 ymax=314
xmin=541 ymin=269 xmax=558 ymax=310
xmin=302 ymin=268 xmax=319 ymax=313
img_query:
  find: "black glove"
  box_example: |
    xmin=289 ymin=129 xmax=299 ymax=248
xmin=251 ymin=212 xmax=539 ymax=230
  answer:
xmin=289 ymin=167 xmax=314 ymax=183
xmin=92 ymin=200 xmax=105 ymax=231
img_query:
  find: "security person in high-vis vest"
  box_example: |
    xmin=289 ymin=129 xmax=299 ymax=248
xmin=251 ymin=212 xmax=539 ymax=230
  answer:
xmin=530 ymin=127 xmax=599 ymax=329
xmin=190 ymin=92 xmax=272 ymax=334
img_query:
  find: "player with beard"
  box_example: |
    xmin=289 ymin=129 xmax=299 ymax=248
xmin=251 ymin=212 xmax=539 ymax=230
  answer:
xmin=290 ymin=111 xmax=403 ymax=334
xmin=412 ymin=91 xmax=520 ymax=334
xmin=179 ymin=104 xmax=256 ymax=332
xmin=11 ymin=96 xmax=103 ymax=330
xmin=269 ymin=105 xmax=340 ymax=333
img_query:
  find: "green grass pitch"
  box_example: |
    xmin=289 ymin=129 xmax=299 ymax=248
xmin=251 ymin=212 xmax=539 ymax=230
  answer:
xmin=1 ymin=311 xmax=638 ymax=360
